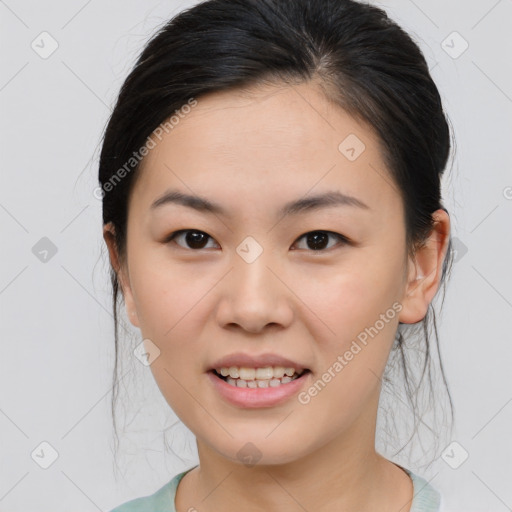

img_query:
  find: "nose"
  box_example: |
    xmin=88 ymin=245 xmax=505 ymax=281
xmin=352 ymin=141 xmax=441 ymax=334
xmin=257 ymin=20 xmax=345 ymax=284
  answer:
xmin=215 ymin=250 xmax=294 ymax=334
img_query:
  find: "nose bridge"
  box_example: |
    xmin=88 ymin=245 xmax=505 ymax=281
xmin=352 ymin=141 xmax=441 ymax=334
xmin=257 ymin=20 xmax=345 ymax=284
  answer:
xmin=235 ymin=244 xmax=273 ymax=292
xmin=233 ymin=237 xmax=278 ymax=303
xmin=232 ymin=231 xmax=274 ymax=275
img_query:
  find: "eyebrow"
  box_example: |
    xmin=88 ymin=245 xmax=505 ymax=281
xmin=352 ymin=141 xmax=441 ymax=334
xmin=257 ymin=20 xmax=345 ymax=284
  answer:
xmin=150 ymin=189 xmax=370 ymax=217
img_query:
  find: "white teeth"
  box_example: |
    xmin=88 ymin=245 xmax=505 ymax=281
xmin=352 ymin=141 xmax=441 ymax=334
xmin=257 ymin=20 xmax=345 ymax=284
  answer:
xmin=214 ymin=364 xmax=309 ymax=389
xmin=218 ymin=365 xmax=303 ymax=380
xmin=239 ymin=367 xmax=256 ymax=380
xmin=273 ymin=367 xmax=286 ymax=378
xmin=220 ymin=372 xmax=304 ymax=388
xmin=255 ymin=367 xmax=273 ymax=380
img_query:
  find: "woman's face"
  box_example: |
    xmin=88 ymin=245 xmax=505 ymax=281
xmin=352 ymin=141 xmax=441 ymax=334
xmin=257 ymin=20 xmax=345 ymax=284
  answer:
xmin=105 ymin=82 xmax=443 ymax=466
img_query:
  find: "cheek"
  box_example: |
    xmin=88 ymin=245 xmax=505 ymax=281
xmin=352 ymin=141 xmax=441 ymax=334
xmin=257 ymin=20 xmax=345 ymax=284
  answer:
xmin=289 ymin=261 xmax=402 ymax=428
xmin=295 ymin=262 xmax=399 ymax=338
xmin=129 ymin=250 xmax=215 ymax=339
xmin=291 ymin=249 xmax=404 ymax=378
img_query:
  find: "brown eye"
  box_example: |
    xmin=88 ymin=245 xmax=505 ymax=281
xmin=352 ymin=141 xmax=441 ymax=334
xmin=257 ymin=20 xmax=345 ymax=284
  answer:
xmin=293 ymin=231 xmax=349 ymax=251
xmin=166 ymin=229 xmax=218 ymax=250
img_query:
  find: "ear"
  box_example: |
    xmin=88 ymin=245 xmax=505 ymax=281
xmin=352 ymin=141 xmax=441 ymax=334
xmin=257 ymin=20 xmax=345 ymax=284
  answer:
xmin=398 ymin=209 xmax=451 ymax=324
xmin=103 ymin=222 xmax=140 ymax=328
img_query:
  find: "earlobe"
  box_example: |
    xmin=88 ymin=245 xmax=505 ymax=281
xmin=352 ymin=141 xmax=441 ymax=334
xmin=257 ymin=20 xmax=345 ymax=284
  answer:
xmin=398 ymin=264 xmax=436 ymax=324
xmin=103 ymin=222 xmax=140 ymax=328
xmin=120 ymin=274 xmax=140 ymax=328
xmin=398 ymin=209 xmax=450 ymax=324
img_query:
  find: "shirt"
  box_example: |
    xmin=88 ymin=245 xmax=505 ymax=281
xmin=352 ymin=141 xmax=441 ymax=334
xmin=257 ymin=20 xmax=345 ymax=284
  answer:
xmin=109 ymin=464 xmax=442 ymax=512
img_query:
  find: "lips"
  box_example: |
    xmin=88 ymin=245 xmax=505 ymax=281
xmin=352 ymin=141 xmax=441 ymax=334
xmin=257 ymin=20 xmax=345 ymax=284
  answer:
xmin=208 ymin=352 xmax=309 ymax=372
xmin=206 ymin=365 xmax=312 ymax=408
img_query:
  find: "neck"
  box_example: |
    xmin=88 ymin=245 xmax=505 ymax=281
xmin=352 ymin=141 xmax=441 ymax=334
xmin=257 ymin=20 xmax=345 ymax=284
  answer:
xmin=175 ymin=394 xmax=413 ymax=511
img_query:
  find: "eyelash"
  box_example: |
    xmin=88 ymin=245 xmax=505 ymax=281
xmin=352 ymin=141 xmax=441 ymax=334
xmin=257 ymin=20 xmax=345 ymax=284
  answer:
xmin=164 ymin=229 xmax=351 ymax=252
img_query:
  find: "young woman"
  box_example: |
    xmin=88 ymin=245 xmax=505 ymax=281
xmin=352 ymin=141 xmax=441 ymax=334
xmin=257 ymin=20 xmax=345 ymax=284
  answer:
xmin=100 ymin=0 xmax=455 ymax=510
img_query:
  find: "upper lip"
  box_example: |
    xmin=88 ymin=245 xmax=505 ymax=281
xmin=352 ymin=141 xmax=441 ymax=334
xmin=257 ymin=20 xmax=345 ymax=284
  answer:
xmin=209 ymin=352 xmax=309 ymax=372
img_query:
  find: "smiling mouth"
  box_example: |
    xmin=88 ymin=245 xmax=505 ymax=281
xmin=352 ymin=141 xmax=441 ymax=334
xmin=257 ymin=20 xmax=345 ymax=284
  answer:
xmin=209 ymin=368 xmax=311 ymax=388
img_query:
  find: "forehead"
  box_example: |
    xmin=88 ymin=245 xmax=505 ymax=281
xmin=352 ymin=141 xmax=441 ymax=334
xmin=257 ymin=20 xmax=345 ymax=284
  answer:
xmin=130 ymin=82 xmax=399 ymax=218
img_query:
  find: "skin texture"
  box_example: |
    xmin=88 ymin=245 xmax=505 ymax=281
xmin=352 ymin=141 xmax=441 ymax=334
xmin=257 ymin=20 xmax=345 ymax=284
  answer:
xmin=104 ymin=81 xmax=450 ymax=511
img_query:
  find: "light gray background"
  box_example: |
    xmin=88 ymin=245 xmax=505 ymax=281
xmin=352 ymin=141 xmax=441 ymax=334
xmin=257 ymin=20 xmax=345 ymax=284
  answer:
xmin=1 ymin=1 xmax=511 ymax=511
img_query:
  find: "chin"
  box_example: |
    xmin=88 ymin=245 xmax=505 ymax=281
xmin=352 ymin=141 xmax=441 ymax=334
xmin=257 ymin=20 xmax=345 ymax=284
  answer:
xmin=209 ymin=435 xmax=309 ymax=468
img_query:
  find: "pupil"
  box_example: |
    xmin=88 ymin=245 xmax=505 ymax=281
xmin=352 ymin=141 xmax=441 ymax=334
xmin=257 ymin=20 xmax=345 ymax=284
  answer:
xmin=308 ymin=232 xmax=328 ymax=250
xmin=187 ymin=231 xmax=208 ymax=249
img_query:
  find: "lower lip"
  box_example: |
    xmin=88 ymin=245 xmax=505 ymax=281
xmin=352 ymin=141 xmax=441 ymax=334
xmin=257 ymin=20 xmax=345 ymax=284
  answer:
xmin=207 ymin=370 xmax=311 ymax=408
